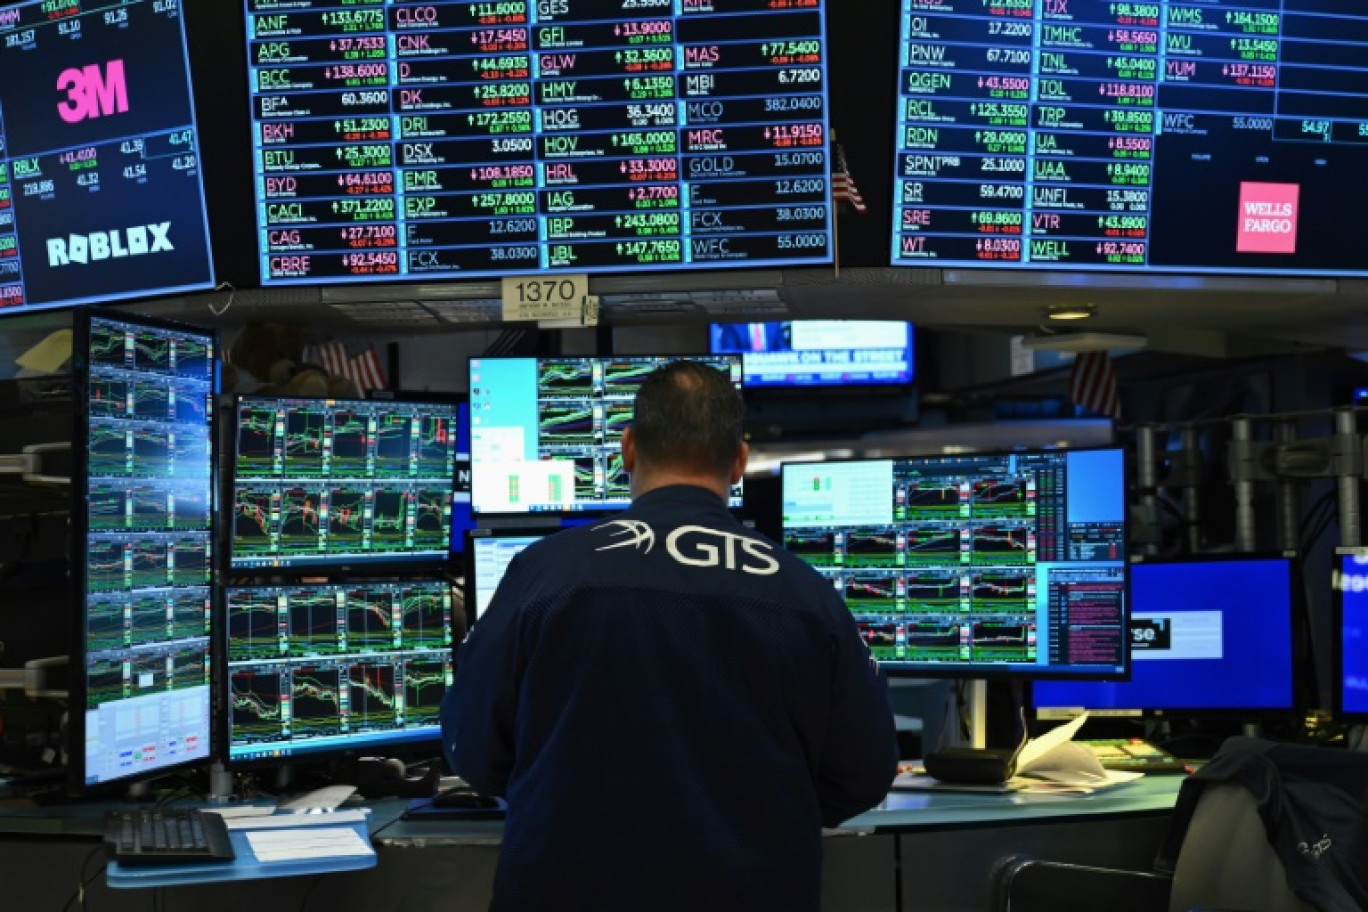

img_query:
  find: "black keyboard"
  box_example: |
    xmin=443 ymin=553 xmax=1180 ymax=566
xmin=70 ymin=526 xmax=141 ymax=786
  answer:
xmin=104 ymin=808 xmax=236 ymax=867
xmin=1080 ymin=738 xmax=1191 ymax=774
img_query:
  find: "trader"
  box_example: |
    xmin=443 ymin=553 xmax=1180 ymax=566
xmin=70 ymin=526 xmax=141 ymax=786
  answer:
xmin=442 ymin=359 xmax=898 ymax=912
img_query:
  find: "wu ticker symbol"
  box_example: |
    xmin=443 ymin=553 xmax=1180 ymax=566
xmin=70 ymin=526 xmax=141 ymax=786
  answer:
xmin=57 ymin=60 xmax=129 ymax=123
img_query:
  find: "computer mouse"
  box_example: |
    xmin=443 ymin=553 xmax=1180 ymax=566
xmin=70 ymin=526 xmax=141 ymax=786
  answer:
xmin=431 ymin=787 xmax=501 ymax=810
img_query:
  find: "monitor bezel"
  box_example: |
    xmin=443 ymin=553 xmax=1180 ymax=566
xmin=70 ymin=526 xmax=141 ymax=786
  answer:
xmin=218 ymin=574 xmax=459 ymax=771
xmin=779 ymin=444 xmax=1132 ymax=681
xmin=1029 ymin=552 xmax=1303 ymax=721
xmin=467 ymin=354 xmax=745 ymax=518
xmin=1333 ymin=547 xmax=1368 ymax=723
xmin=228 ymin=393 xmax=462 ymax=577
xmin=69 ymin=306 xmax=220 ymax=794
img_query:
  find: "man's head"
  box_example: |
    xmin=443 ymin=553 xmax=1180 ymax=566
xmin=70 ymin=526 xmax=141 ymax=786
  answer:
xmin=621 ymin=360 xmax=748 ymax=500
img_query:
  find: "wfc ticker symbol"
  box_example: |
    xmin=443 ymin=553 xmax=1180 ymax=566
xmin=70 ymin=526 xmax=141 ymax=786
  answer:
xmin=57 ymin=60 xmax=129 ymax=124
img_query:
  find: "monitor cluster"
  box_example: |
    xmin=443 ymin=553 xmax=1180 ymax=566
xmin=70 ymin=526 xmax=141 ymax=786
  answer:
xmin=781 ymin=449 xmax=1129 ymax=678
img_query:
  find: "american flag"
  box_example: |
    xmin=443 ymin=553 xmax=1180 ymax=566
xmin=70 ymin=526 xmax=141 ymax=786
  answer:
xmin=1069 ymin=351 xmax=1121 ymax=420
xmin=831 ymin=141 xmax=867 ymax=213
xmin=305 ymin=341 xmax=388 ymax=394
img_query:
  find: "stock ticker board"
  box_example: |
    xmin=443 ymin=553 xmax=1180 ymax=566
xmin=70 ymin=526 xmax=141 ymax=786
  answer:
xmin=892 ymin=0 xmax=1368 ymax=276
xmin=0 ymin=0 xmax=215 ymax=311
xmin=246 ymin=0 xmax=835 ymax=284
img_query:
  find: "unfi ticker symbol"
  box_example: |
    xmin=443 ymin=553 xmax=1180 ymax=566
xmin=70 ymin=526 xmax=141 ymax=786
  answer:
xmin=57 ymin=59 xmax=129 ymax=123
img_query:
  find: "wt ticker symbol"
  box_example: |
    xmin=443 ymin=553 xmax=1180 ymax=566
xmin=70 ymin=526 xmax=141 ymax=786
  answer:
xmin=57 ymin=59 xmax=129 ymax=123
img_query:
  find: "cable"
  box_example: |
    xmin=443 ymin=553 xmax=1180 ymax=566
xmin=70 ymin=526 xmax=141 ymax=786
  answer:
xmin=60 ymin=844 xmax=106 ymax=912
xmin=297 ymin=874 xmax=326 ymax=911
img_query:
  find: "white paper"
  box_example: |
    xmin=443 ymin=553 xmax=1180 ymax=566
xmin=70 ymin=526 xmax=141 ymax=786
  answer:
xmin=222 ymin=808 xmax=370 ymax=830
xmin=245 ymin=826 xmax=375 ymax=863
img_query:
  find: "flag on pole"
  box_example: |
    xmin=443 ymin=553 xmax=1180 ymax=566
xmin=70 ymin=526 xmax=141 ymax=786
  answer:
xmin=1069 ymin=351 xmax=1121 ymax=420
xmin=306 ymin=341 xmax=388 ymax=394
xmin=831 ymin=141 xmax=867 ymax=213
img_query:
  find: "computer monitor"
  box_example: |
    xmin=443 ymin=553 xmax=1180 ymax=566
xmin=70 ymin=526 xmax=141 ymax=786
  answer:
xmin=709 ymin=320 xmax=915 ymax=389
xmin=71 ymin=309 xmax=218 ymax=790
xmin=1032 ymin=556 xmax=1297 ymax=719
xmin=780 ymin=447 xmax=1129 ymax=678
xmin=468 ymin=355 xmax=743 ymax=515
xmin=1333 ymin=550 xmax=1368 ymax=722
xmin=465 ymin=528 xmax=560 ymax=623
xmin=230 ymin=395 xmax=461 ymax=572
xmin=223 ymin=578 xmax=455 ymax=765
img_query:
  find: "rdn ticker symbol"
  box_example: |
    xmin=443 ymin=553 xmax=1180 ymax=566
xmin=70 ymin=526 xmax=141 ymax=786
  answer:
xmin=57 ymin=59 xmax=129 ymax=123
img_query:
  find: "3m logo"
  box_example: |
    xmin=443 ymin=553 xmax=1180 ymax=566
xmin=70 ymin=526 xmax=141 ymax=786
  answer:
xmin=47 ymin=223 xmax=173 ymax=267
xmin=57 ymin=60 xmax=129 ymax=124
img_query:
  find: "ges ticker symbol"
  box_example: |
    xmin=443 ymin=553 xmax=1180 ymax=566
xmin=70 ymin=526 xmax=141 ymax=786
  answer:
xmin=57 ymin=59 xmax=129 ymax=123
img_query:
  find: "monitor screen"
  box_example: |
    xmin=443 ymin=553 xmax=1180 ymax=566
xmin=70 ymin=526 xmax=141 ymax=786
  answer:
xmin=710 ymin=321 xmax=914 ymax=388
xmin=469 ymin=355 xmax=743 ymax=515
xmin=466 ymin=529 xmax=557 ymax=623
xmin=0 ymin=0 xmax=215 ymax=311
xmin=1032 ymin=557 xmax=1296 ymax=718
xmin=1334 ymin=550 xmax=1368 ymax=721
xmin=230 ymin=395 xmax=461 ymax=572
xmin=891 ymin=3 xmax=1368 ymax=277
xmin=781 ymin=447 xmax=1129 ymax=678
xmin=224 ymin=578 xmax=455 ymax=764
xmin=72 ymin=309 xmax=217 ymax=789
xmin=242 ymin=0 xmax=835 ymax=284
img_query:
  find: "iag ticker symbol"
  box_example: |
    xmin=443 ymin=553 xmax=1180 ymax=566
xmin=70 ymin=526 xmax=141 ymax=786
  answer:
xmin=57 ymin=59 xmax=129 ymax=123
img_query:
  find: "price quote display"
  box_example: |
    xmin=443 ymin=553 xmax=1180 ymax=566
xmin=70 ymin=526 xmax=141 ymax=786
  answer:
xmin=245 ymin=0 xmax=834 ymax=282
xmin=0 ymin=0 xmax=214 ymax=311
xmin=893 ymin=0 xmax=1368 ymax=275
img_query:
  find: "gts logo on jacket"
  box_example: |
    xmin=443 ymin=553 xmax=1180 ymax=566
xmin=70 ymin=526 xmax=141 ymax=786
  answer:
xmin=595 ymin=520 xmax=779 ymax=576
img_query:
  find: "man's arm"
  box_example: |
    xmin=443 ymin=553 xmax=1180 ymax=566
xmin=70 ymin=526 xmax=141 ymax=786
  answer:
xmin=815 ymin=609 xmax=899 ymax=828
xmin=439 ymin=559 xmax=529 ymax=796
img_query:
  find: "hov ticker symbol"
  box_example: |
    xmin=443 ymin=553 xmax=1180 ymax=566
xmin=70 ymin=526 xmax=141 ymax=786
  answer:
xmin=57 ymin=59 xmax=129 ymax=123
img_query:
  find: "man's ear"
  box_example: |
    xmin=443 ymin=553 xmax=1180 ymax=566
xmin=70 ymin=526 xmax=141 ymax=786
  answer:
xmin=730 ymin=441 xmax=749 ymax=486
xmin=621 ymin=427 xmax=637 ymax=474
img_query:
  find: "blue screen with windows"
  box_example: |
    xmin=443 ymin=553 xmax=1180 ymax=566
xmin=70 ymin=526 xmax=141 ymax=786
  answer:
xmin=1336 ymin=551 xmax=1368 ymax=719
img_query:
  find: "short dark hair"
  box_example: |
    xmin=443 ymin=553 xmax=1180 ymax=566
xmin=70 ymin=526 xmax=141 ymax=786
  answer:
xmin=632 ymin=360 xmax=745 ymax=478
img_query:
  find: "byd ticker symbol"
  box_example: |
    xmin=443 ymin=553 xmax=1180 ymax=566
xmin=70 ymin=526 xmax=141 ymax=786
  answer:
xmin=57 ymin=59 xmax=128 ymax=123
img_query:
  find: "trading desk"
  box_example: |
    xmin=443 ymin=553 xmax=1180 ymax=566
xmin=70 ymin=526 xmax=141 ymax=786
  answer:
xmin=0 ymin=777 xmax=1183 ymax=911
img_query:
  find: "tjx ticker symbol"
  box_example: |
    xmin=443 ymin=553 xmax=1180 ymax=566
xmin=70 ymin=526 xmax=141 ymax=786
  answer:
xmin=57 ymin=59 xmax=128 ymax=123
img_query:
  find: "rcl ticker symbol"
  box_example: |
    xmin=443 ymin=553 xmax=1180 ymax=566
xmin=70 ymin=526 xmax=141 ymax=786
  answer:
xmin=57 ymin=59 xmax=128 ymax=123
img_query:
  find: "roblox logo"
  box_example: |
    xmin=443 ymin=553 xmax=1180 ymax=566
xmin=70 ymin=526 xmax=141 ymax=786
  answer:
xmin=47 ymin=223 xmax=174 ymax=267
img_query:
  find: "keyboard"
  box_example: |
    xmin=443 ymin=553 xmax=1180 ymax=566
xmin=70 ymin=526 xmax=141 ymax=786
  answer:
xmin=104 ymin=807 xmax=236 ymax=867
xmin=1080 ymin=738 xmax=1190 ymax=774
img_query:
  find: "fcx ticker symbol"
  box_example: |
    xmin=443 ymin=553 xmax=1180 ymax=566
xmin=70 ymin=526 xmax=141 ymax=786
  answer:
xmin=57 ymin=59 xmax=129 ymax=123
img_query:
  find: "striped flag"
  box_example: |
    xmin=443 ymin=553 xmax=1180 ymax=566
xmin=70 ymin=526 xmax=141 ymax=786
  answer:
xmin=1069 ymin=351 xmax=1121 ymax=420
xmin=831 ymin=141 xmax=867 ymax=213
xmin=306 ymin=341 xmax=387 ymax=394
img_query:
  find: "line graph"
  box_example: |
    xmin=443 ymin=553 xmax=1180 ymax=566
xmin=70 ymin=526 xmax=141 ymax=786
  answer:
xmin=374 ymin=412 xmax=414 ymax=474
xmin=89 ymin=486 xmax=129 ymax=532
xmin=345 ymin=587 xmax=395 ymax=650
xmin=87 ymin=540 xmax=127 ymax=592
xmin=171 ymin=648 xmax=209 ymax=690
xmin=171 ymin=488 xmax=210 ymax=532
xmin=904 ymin=527 xmax=961 ymax=566
xmin=228 ymin=592 xmax=282 ymax=660
xmin=903 ymin=622 xmax=965 ymax=660
xmin=86 ymin=657 xmax=125 ymax=709
xmin=970 ymin=478 xmax=1029 ymax=519
xmin=233 ymin=489 xmax=276 ymax=555
xmin=172 ymin=337 xmax=212 ymax=379
xmin=90 ymin=378 xmax=129 ymax=418
xmin=971 ymin=570 xmax=1031 ymax=609
xmin=845 ymin=529 xmax=900 ymax=568
xmin=130 ymin=653 xmax=168 ymax=696
xmin=327 ymin=487 xmax=367 ymax=552
xmin=90 ymin=325 xmax=127 ymax=368
xmin=236 ymin=407 xmax=279 ymax=474
xmin=330 ymin=409 xmax=370 ymax=474
xmin=171 ymin=593 xmax=209 ymax=640
xmin=131 ymin=485 xmax=171 ymax=531
xmin=370 ymin=489 xmax=408 ymax=547
xmin=287 ymin=591 xmax=340 ymax=656
xmin=173 ymin=384 xmax=209 ymax=425
xmin=573 ymin=457 xmax=597 ymax=501
xmin=132 ymin=427 xmax=171 ymax=475
xmin=602 ymin=403 xmax=633 ymax=444
xmin=970 ymin=621 xmax=1033 ymax=661
xmin=131 ymin=540 xmax=169 ymax=589
xmin=539 ymin=406 xmax=595 ymax=446
xmin=413 ymin=489 xmax=451 ymax=549
xmin=132 ymin=380 xmax=170 ymax=421
xmin=403 ymin=658 xmax=448 ymax=723
xmin=347 ymin=663 xmax=399 ymax=728
xmin=603 ymin=452 xmax=629 ymax=500
xmin=844 ymin=572 xmax=899 ymax=611
xmin=133 ymin=332 xmax=172 ymax=373
xmin=538 ymin=360 xmax=594 ymax=397
xmin=291 ymin=668 xmax=344 ymax=738
xmin=86 ymin=600 xmax=125 ymax=652
xmin=400 ymin=585 xmax=449 ymax=649
xmin=901 ymin=480 xmax=962 ymax=519
xmin=171 ymin=537 xmax=211 ymax=587
xmin=129 ymin=596 xmax=170 ymax=645
xmin=230 ymin=670 xmax=284 ymax=740
xmin=905 ymin=570 xmax=962 ymax=612
xmin=783 ymin=530 xmax=837 ymax=566
xmin=602 ymin=360 xmax=654 ymax=398
xmin=417 ymin=415 xmax=454 ymax=476
xmin=279 ymin=487 xmax=323 ymax=554
xmin=89 ymin=424 xmax=129 ymax=475
xmin=283 ymin=409 xmax=327 ymax=476
xmin=970 ymin=526 xmax=1030 ymax=565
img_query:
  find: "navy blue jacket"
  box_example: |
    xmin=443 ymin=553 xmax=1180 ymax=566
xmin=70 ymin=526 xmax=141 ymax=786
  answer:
xmin=442 ymin=485 xmax=898 ymax=912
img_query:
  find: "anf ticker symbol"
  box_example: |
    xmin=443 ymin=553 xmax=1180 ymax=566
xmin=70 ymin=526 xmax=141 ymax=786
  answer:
xmin=57 ymin=59 xmax=129 ymax=123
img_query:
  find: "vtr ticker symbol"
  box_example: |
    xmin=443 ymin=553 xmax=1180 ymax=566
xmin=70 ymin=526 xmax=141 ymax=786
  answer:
xmin=57 ymin=59 xmax=129 ymax=123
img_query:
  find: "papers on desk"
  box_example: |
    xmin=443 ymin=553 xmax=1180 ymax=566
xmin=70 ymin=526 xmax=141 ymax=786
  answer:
xmin=895 ymin=713 xmax=1144 ymax=795
xmin=245 ymin=826 xmax=374 ymax=863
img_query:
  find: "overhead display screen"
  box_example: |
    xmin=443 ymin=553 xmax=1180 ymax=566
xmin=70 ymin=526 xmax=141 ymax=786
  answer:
xmin=892 ymin=1 xmax=1368 ymax=276
xmin=245 ymin=0 xmax=835 ymax=284
xmin=0 ymin=0 xmax=215 ymax=311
